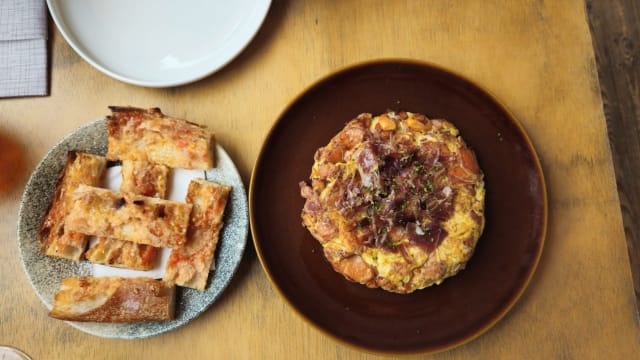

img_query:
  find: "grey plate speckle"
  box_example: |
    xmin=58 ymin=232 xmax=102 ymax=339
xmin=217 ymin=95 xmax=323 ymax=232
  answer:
xmin=17 ymin=119 xmax=248 ymax=339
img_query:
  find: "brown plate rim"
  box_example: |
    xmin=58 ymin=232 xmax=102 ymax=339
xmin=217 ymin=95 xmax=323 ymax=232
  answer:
xmin=249 ymin=58 xmax=548 ymax=355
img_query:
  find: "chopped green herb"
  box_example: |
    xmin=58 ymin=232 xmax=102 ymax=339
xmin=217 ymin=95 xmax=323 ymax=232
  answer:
xmin=377 ymin=225 xmax=390 ymax=235
xmin=401 ymin=154 xmax=413 ymax=165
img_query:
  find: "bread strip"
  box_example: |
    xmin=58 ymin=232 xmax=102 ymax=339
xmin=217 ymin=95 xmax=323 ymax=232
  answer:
xmin=49 ymin=277 xmax=175 ymax=322
xmin=119 ymin=160 xmax=169 ymax=198
xmin=38 ymin=151 xmax=106 ymax=260
xmin=66 ymin=185 xmax=192 ymax=248
xmin=85 ymin=161 xmax=168 ymax=270
xmin=164 ymin=179 xmax=231 ymax=291
xmin=84 ymin=241 xmax=159 ymax=271
xmin=106 ymin=106 xmax=215 ymax=169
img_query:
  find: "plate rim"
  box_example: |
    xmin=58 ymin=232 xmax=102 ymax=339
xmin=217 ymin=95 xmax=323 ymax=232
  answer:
xmin=46 ymin=0 xmax=272 ymax=87
xmin=248 ymin=58 xmax=548 ymax=355
xmin=17 ymin=118 xmax=249 ymax=339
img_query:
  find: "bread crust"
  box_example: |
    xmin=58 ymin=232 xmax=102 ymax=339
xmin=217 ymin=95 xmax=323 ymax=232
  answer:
xmin=106 ymin=106 xmax=215 ymax=170
xmin=164 ymin=179 xmax=231 ymax=291
xmin=49 ymin=277 xmax=175 ymax=322
xmin=65 ymin=185 xmax=192 ymax=248
xmin=38 ymin=151 xmax=106 ymax=260
xmin=119 ymin=160 xmax=169 ymax=198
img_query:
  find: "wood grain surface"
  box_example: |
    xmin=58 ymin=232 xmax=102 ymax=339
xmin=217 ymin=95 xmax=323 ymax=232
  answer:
xmin=0 ymin=1 xmax=638 ymax=358
xmin=587 ymin=0 xmax=640 ymax=321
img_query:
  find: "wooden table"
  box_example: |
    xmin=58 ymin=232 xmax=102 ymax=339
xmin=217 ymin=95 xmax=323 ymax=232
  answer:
xmin=1 ymin=1 xmax=638 ymax=358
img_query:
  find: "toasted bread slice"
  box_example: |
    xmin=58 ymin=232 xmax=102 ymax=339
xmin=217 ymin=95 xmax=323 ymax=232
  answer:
xmin=66 ymin=185 xmax=192 ymax=248
xmin=84 ymin=238 xmax=159 ymax=271
xmin=106 ymin=106 xmax=215 ymax=169
xmin=164 ymin=179 xmax=231 ymax=291
xmin=119 ymin=160 xmax=169 ymax=198
xmin=49 ymin=277 xmax=175 ymax=322
xmin=38 ymin=151 xmax=106 ymax=260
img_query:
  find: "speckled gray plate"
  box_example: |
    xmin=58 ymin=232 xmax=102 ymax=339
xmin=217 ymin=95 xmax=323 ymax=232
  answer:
xmin=17 ymin=119 xmax=248 ymax=339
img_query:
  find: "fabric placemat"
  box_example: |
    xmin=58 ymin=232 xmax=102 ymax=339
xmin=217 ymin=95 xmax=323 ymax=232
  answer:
xmin=0 ymin=0 xmax=48 ymax=98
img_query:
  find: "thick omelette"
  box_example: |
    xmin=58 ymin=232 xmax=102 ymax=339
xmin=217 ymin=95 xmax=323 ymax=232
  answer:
xmin=299 ymin=112 xmax=485 ymax=294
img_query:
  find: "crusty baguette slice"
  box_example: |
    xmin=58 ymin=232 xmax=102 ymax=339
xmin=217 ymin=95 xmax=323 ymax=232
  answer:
xmin=85 ymin=160 xmax=167 ymax=270
xmin=65 ymin=185 xmax=192 ymax=248
xmin=49 ymin=277 xmax=175 ymax=322
xmin=38 ymin=151 xmax=106 ymax=260
xmin=106 ymin=106 xmax=215 ymax=170
xmin=84 ymin=238 xmax=159 ymax=271
xmin=164 ymin=179 xmax=231 ymax=291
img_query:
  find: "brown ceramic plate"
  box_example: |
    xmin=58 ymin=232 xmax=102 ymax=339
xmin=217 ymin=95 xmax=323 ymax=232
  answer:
xmin=249 ymin=60 xmax=547 ymax=354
